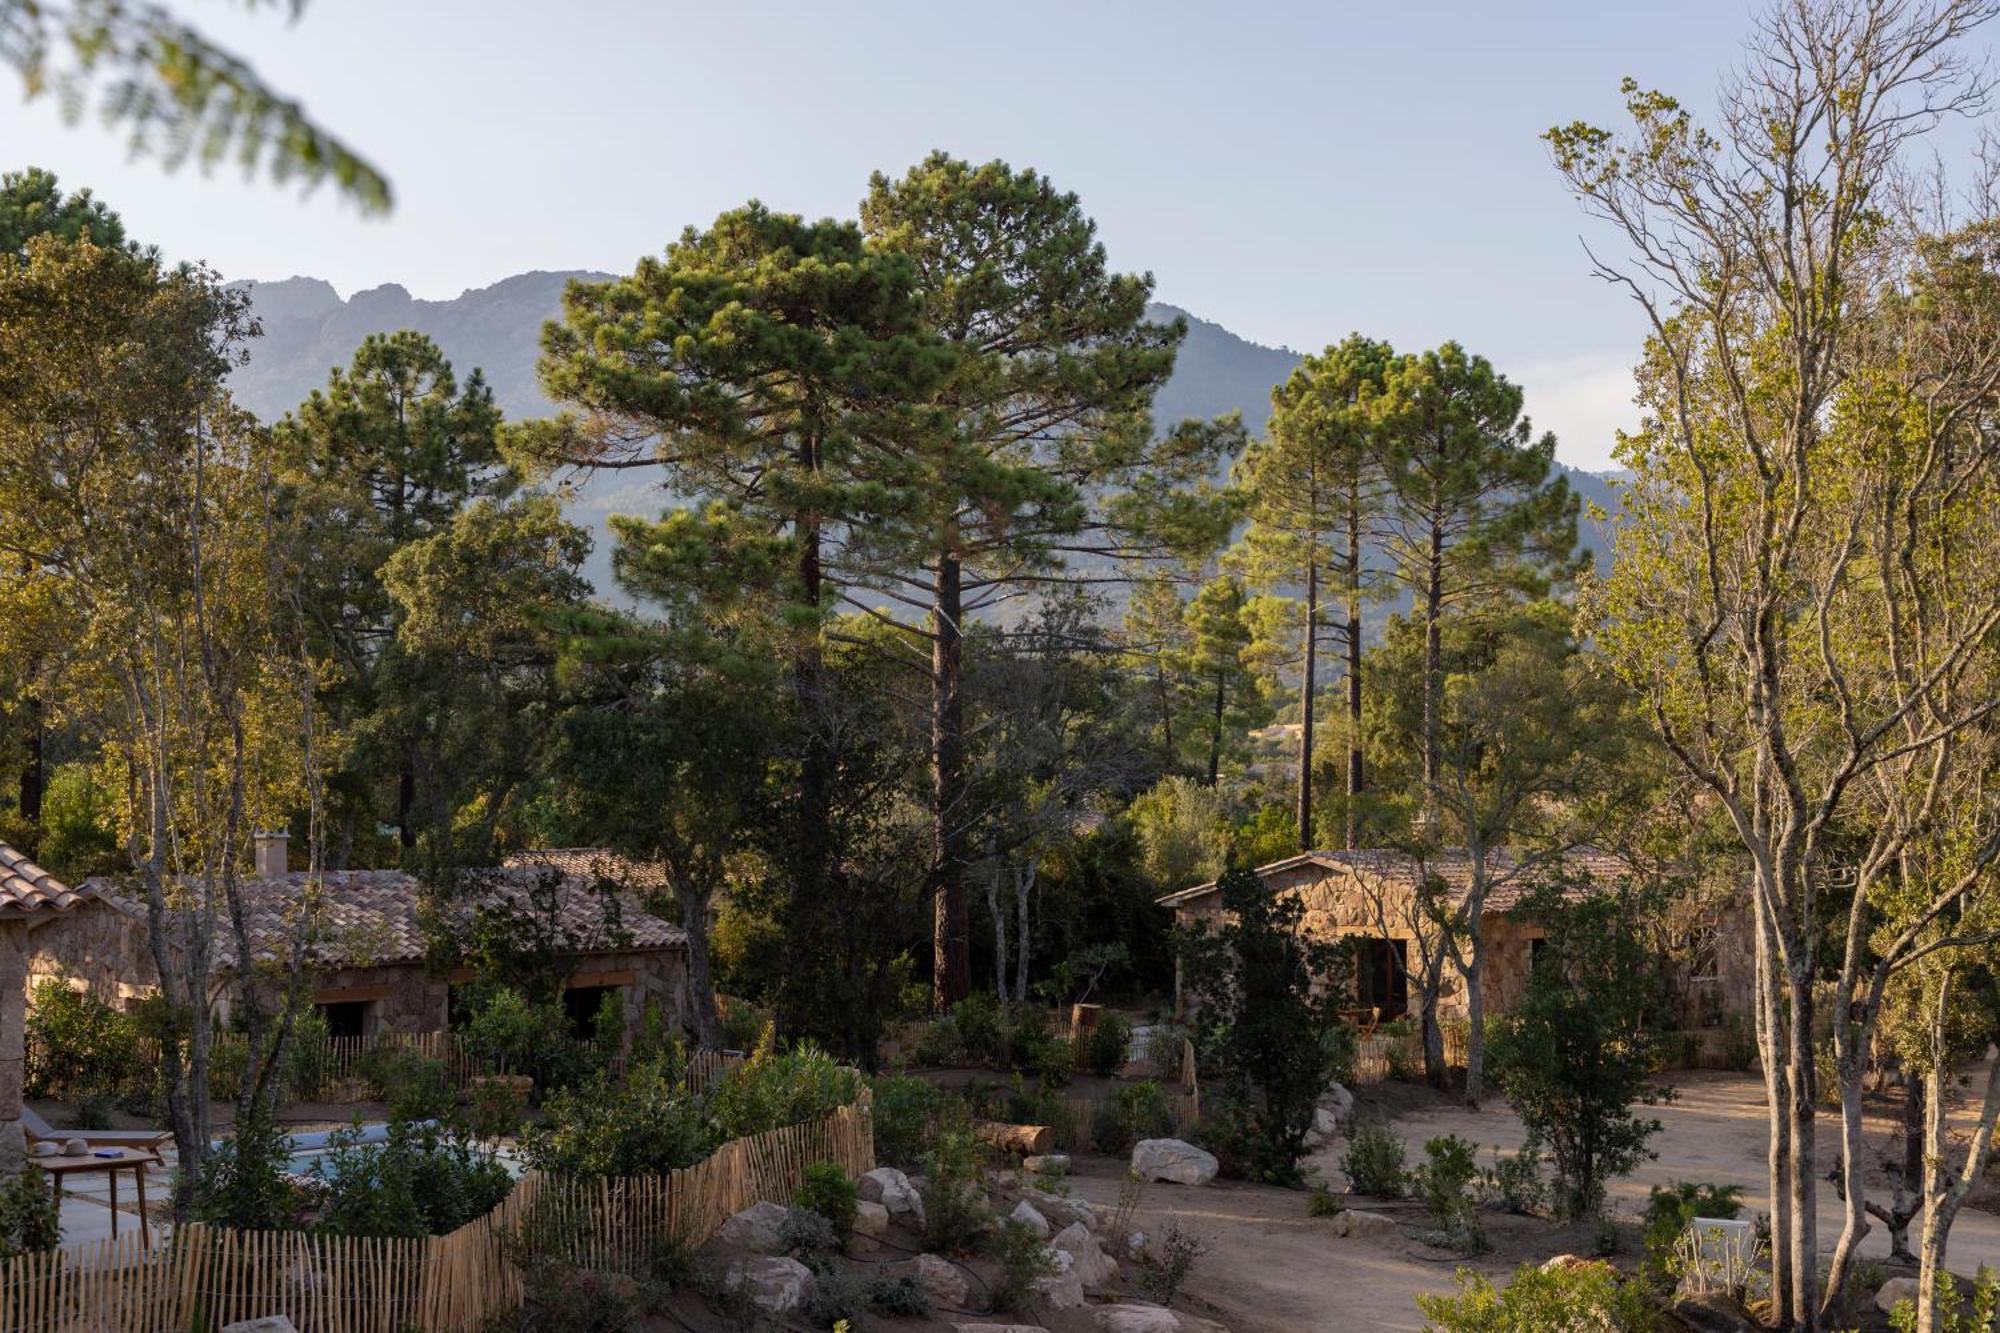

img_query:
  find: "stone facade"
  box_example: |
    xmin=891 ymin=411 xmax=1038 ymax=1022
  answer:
xmin=0 ymin=923 xmax=26 ymax=1177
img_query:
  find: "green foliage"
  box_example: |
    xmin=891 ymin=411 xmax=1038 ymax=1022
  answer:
xmin=1092 ymin=1080 xmax=1176 ymax=1156
xmin=1887 ymin=1266 xmax=2000 ymax=1333
xmin=191 ymin=1108 xmax=302 ymax=1231
xmin=1139 ymin=1223 xmax=1209 ymax=1305
xmin=1415 ymin=1262 xmax=1658 ymax=1331
xmin=1306 ymin=1184 xmax=1343 ymax=1217
xmin=796 ymin=1162 xmax=858 ymax=1244
xmin=918 ymin=1128 xmax=990 ymax=1255
xmin=454 ymin=986 xmax=603 ymax=1097
xmin=1089 ymin=1012 xmax=1134 ymax=1076
xmin=990 ymin=1217 xmax=1059 ymax=1311
xmin=706 ymin=1041 xmax=861 ymax=1143
xmin=1130 ymin=776 xmax=1233 ymax=892
xmin=1342 ymin=1120 xmax=1408 ymax=1198
xmin=862 ymin=1274 xmax=933 ymax=1318
xmin=315 ymin=1118 xmax=514 ymax=1238
xmin=869 ymin=1074 xmax=963 ymax=1170
xmin=0 ymin=1168 xmax=59 ymax=1259
xmin=355 ymin=1045 xmax=454 ymax=1121
xmin=1640 ymin=1181 xmax=1745 ymax=1290
xmin=33 ymin=762 xmax=124 ymax=883
xmin=1179 ymin=862 xmax=1357 ymax=1183
xmin=520 ymin=1056 xmax=715 ymax=1180
xmin=1486 ymin=884 xmax=1670 ymax=1219
xmin=1409 ymin=1135 xmax=1485 ymax=1253
xmin=1478 ymin=1144 xmax=1545 ymax=1216
xmin=24 ymin=976 xmax=141 ymax=1103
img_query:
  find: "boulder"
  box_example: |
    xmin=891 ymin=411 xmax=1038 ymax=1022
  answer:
xmin=1023 ymin=1153 xmax=1070 ymax=1174
xmin=1131 ymin=1138 xmax=1219 ymax=1186
xmin=221 ymin=1321 xmax=301 ymax=1333
xmin=1329 ymin=1208 xmax=1400 ymax=1241
xmin=1876 ymin=1276 xmax=1921 ymax=1315
xmin=892 ymin=1253 xmax=972 ymax=1310
xmin=1095 ymin=1305 xmax=1179 ymax=1333
xmin=725 ymin=1256 xmax=814 ymax=1315
xmin=1021 ymin=1187 xmax=1096 ymax=1230
xmin=1673 ymin=1293 xmax=1762 ymax=1333
xmin=853 ymin=1199 xmax=891 ymax=1239
xmin=1319 ymin=1082 xmax=1354 ymax=1121
xmin=1010 ymin=1199 xmax=1052 ymax=1238
xmin=1053 ymin=1220 xmax=1117 ymax=1288
xmin=1539 ymin=1253 xmax=1613 ymax=1276
xmin=860 ymin=1165 xmax=925 ymax=1224
xmin=1033 ymin=1260 xmax=1087 ymax=1310
xmin=1302 ymin=1105 xmax=1343 ymax=1150
xmin=712 ymin=1200 xmax=790 ymax=1255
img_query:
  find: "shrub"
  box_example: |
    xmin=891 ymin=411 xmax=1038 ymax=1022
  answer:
xmin=914 ymin=1018 xmax=963 ymax=1067
xmin=456 ymin=985 xmax=601 ymax=1096
xmin=796 ymin=1161 xmax=858 ymax=1244
xmin=1416 ymin=1262 xmax=1659 ymax=1331
xmin=1409 ymin=1134 xmax=1485 ymax=1253
xmin=1143 ymin=1023 xmax=1191 ymax=1079
xmin=864 ymin=1273 xmax=933 ymax=1317
xmin=356 ymin=1045 xmax=454 ymax=1120
xmin=706 ymin=1039 xmax=860 ymax=1143
xmin=802 ymin=1264 xmax=866 ymax=1326
xmin=870 ymin=1074 xmax=961 ymax=1169
xmin=24 ymin=977 xmax=142 ymax=1104
xmin=1640 ymin=1180 xmax=1745 ymax=1291
xmin=948 ymin=992 xmax=1007 ymax=1065
xmin=1006 ymin=1004 xmax=1051 ymax=1072
xmin=1306 ymin=1184 xmax=1343 ymax=1217
xmin=717 ymin=997 xmax=772 ymax=1053
xmin=1028 ymin=1033 xmax=1076 ymax=1087
xmin=777 ymin=1206 xmax=838 ymax=1261
xmin=503 ymin=1263 xmax=637 ymax=1333
xmin=521 ymin=1057 xmax=715 ymax=1179
xmin=1089 ymin=1012 xmax=1134 ymax=1076
xmin=1341 ymin=1120 xmax=1407 ymax=1198
xmin=1092 ymin=1080 xmax=1176 ymax=1155
xmin=1139 ymin=1223 xmax=1209 ymax=1305
xmin=0 ymin=1168 xmax=59 ymax=1259
xmin=283 ymin=1008 xmax=335 ymax=1101
xmin=315 ymin=1118 xmax=514 ymax=1238
xmin=191 ymin=1108 xmax=302 ymax=1231
xmin=989 ymin=1217 xmax=1058 ymax=1311
xmin=1478 ymin=1143 xmax=1545 ymax=1215
xmin=919 ymin=1128 xmax=990 ymax=1255
xmin=1887 ymin=1265 xmax=2000 ymax=1333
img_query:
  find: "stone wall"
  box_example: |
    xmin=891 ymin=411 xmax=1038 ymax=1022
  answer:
xmin=24 ymin=899 xmax=157 ymax=1005
xmin=0 ymin=923 xmax=26 ymax=1178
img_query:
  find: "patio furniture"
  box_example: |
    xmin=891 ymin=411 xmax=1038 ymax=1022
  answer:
xmin=20 ymin=1104 xmax=172 ymax=1154
xmin=30 ymin=1148 xmax=161 ymax=1248
xmin=1339 ymin=1006 xmax=1383 ymax=1038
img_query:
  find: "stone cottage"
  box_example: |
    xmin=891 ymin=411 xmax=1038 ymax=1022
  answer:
xmin=1158 ymin=847 xmax=1756 ymax=1029
xmin=26 ymin=835 xmax=690 ymax=1042
xmin=0 ymin=842 xmax=97 ymax=1177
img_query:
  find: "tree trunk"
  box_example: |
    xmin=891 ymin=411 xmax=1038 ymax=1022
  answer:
xmin=678 ymin=882 xmax=723 ymax=1049
xmin=1462 ymin=928 xmax=1486 ymax=1106
xmin=1786 ymin=971 xmax=1820 ymax=1331
xmin=1421 ymin=519 xmax=1443 ymax=796
xmin=782 ymin=440 xmax=835 ymax=1042
xmin=1013 ymin=860 xmax=1032 ymax=1004
xmin=396 ymin=764 xmax=416 ymax=850
xmin=1755 ymin=887 xmax=1795 ymax=1329
xmin=1914 ymin=980 xmax=2000 ymax=1333
xmin=17 ymin=692 xmax=41 ymax=827
xmin=1206 ymin=671 xmax=1224 ymax=786
xmin=1344 ymin=500 xmax=1363 ymax=850
xmin=988 ymin=855 xmax=1008 ymax=1000
xmin=931 ymin=548 xmax=971 ymax=1009
xmin=1296 ymin=561 xmax=1317 ymax=850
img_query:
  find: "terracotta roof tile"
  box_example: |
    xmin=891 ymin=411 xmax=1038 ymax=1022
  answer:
xmin=1159 ymin=846 xmax=1632 ymax=912
xmin=0 ymin=842 xmax=89 ymax=917
xmin=502 ymin=848 xmax=668 ymax=894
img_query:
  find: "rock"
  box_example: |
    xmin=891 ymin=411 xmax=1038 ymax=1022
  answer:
xmin=1023 ymin=1153 xmax=1070 ymax=1174
xmin=860 ymin=1165 xmax=925 ymax=1225
xmin=1010 ymin=1199 xmax=1051 ymax=1238
xmin=1131 ymin=1137 xmax=1219 ymax=1186
xmin=1054 ymin=1220 xmax=1117 ymax=1288
xmin=1095 ymin=1305 xmax=1180 ymax=1333
xmin=1673 ymin=1293 xmax=1762 ymax=1333
xmin=1319 ymin=1082 xmax=1355 ymax=1121
xmin=1539 ymin=1253 xmax=1613 ymax=1276
xmin=1302 ymin=1105 xmax=1343 ymax=1149
xmin=892 ymin=1253 xmax=972 ymax=1310
xmin=1329 ymin=1208 xmax=1399 ymax=1241
xmin=956 ymin=1326 xmax=1050 ymax=1333
xmin=221 ymin=1321 xmax=301 ymax=1333
xmin=724 ymin=1256 xmax=814 ymax=1315
xmin=853 ymin=1199 xmax=890 ymax=1239
xmin=1021 ymin=1186 xmax=1096 ymax=1230
xmin=712 ymin=1199 xmax=790 ymax=1254
xmin=1033 ymin=1261 xmax=1087 ymax=1310
xmin=1877 ymin=1276 xmax=1921 ymax=1315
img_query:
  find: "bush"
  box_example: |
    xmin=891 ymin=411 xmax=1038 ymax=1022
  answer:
xmin=1341 ymin=1120 xmax=1407 ymax=1198
xmin=1089 ymin=1012 xmax=1134 ymax=1076
xmin=356 ymin=1045 xmax=454 ymax=1120
xmin=1640 ymin=1180 xmax=1744 ymax=1291
xmin=706 ymin=1038 xmax=861 ymax=1143
xmin=1092 ymin=1080 xmax=1176 ymax=1155
xmin=1139 ymin=1223 xmax=1209 ymax=1305
xmin=0 ymin=1168 xmax=59 ymax=1259
xmin=191 ymin=1108 xmax=303 ymax=1231
xmin=1478 ymin=1143 xmax=1545 ymax=1215
xmin=717 ymin=997 xmax=772 ymax=1053
xmin=1006 ymin=1004 xmax=1051 ymax=1072
xmin=870 ymin=1074 xmax=961 ymax=1169
xmin=1028 ymin=1034 xmax=1076 ymax=1087
xmin=796 ymin=1161 xmax=858 ymax=1243
xmin=1306 ymin=1184 xmax=1343 ymax=1217
xmin=1887 ymin=1265 xmax=2000 ymax=1333
xmin=456 ymin=986 xmax=602 ymax=1096
xmin=864 ymin=1273 xmax=933 ymax=1317
xmin=1144 ymin=1023 xmax=1191 ymax=1079
xmin=919 ymin=1128 xmax=990 ymax=1255
xmin=315 ymin=1118 xmax=514 ymax=1238
xmin=24 ymin=977 xmax=142 ymax=1104
xmin=1416 ymin=1262 xmax=1659 ymax=1331
xmin=778 ymin=1206 xmax=838 ymax=1261
xmin=283 ymin=1009 xmax=335 ymax=1101
xmin=948 ymin=992 xmax=1007 ymax=1065
xmin=521 ymin=1056 xmax=715 ymax=1180
xmin=1409 ymin=1135 xmax=1485 ymax=1253
xmin=989 ymin=1217 xmax=1058 ymax=1312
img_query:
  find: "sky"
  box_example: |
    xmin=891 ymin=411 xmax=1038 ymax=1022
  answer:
xmin=2 ymin=0 xmax=1832 ymax=470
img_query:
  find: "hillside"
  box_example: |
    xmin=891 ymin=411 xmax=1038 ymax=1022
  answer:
xmin=230 ymin=275 xmax=1619 ymax=596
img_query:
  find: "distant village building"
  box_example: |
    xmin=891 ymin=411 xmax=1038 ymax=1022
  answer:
xmin=1158 ymin=847 xmax=1755 ymax=1031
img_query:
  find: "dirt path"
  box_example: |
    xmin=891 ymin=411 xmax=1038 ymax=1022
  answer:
xmin=1062 ymin=1069 xmax=2000 ymax=1332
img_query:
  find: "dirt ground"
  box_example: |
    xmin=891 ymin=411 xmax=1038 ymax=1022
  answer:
xmin=1060 ymin=1067 xmax=2000 ymax=1333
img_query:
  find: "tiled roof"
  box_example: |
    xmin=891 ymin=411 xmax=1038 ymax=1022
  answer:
xmin=87 ymin=866 xmax=685 ymax=971
xmin=502 ymin=848 xmax=668 ymax=894
xmin=0 ymin=842 xmax=90 ymax=918
xmin=1157 ymin=846 xmax=1632 ymax=912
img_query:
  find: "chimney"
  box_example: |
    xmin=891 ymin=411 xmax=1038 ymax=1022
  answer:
xmin=253 ymin=831 xmax=290 ymax=878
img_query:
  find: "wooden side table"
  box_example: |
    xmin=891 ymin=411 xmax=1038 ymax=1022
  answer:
xmin=30 ymin=1149 xmax=161 ymax=1249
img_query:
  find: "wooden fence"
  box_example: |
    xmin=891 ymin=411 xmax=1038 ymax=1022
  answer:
xmin=0 ymin=1093 xmax=868 ymax=1333
xmin=1351 ymin=1020 xmax=1469 ymax=1084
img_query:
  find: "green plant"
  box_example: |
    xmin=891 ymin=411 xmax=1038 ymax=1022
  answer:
xmin=190 ymin=1107 xmax=302 ymax=1231
xmin=74 ymin=1093 xmax=114 ymax=1130
xmin=23 ymin=975 xmax=142 ymax=1104
xmin=1109 ymin=1170 xmax=1148 ymax=1248
xmin=1478 ymin=1143 xmax=1545 ymax=1215
xmin=1029 ymin=1034 xmax=1076 ymax=1087
xmin=1139 ymin=1223 xmax=1209 ymax=1304
xmin=919 ymin=1128 xmax=990 ymax=1255
xmin=1888 ymin=1266 xmax=2000 ymax=1333
xmin=1640 ymin=1180 xmax=1745 ymax=1290
xmin=796 ymin=1161 xmax=858 ymax=1244
xmin=1006 ymin=1004 xmax=1051 ymax=1072
xmin=0 ymin=1168 xmax=59 ymax=1259
xmin=989 ymin=1217 xmax=1058 ymax=1311
xmin=356 ymin=1045 xmax=454 ymax=1121
xmin=315 ymin=1117 xmax=515 ymax=1238
xmin=1341 ymin=1120 xmax=1407 ymax=1198
xmin=707 ymin=1040 xmax=861 ymax=1143
xmin=521 ymin=1056 xmax=715 ymax=1179
xmin=864 ymin=1273 xmax=932 ymax=1317
xmin=1092 ymin=1080 xmax=1175 ymax=1155
xmin=1416 ymin=1261 xmax=1658 ymax=1331
xmin=456 ymin=985 xmax=602 ymax=1097
xmin=1408 ymin=1134 xmax=1484 ymax=1253
xmin=1089 ymin=1013 xmax=1134 ymax=1076
xmin=948 ymin=992 xmax=1006 ymax=1065
xmin=913 ymin=1018 xmax=962 ymax=1067
xmin=869 ymin=1074 xmax=962 ymax=1169
xmin=1143 ymin=1023 xmax=1190 ymax=1079
xmin=779 ymin=1206 xmax=838 ymax=1261
xmin=283 ymin=1008 xmax=335 ymax=1101
xmin=1306 ymin=1184 xmax=1343 ymax=1217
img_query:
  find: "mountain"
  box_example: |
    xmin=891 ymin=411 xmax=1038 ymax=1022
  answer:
xmin=229 ymin=275 xmax=1619 ymax=595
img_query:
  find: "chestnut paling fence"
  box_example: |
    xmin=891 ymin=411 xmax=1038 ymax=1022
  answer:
xmin=0 ymin=1091 xmax=872 ymax=1333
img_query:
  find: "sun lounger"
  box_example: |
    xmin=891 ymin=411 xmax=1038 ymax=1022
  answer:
xmin=21 ymin=1105 xmax=172 ymax=1153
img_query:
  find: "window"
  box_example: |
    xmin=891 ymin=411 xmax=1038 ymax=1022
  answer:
xmin=563 ymin=984 xmax=621 ymax=1039
xmin=318 ymin=999 xmax=371 ymax=1039
xmin=1352 ymin=937 xmax=1408 ymax=1018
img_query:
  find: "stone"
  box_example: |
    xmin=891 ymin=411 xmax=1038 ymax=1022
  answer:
xmin=1302 ymin=1105 xmax=1343 ymax=1150
xmin=1021 ymin=1186 xmax=1095 ymax=1230
xmin=956 ymin=1326 xmax=1049 ymax=1333
xmin=1097 ymin=1305 xmax=1223 ymax=1333
xmin=712 ymin=1199 xmax=790 ymax=1254
xmin=1130 ymin=1137 xmax=1218 ymax=1186
xmin=892 ymin=1253 xmax=972 ymax=1310
xmin=1319 ymin=1082 xmax=1355 ymax=1121
xmin=1033 ymin=1261 xmax=1087 ymax=1310
xmin=1673 ymin=1293 xmax=1762 ymax=1333
xmin=1010 ymin=1199 xmax=1051 ymax=1238
xmin=725 ymin=1256 xmax=814 ymax=1315
xmin=1329 ymin=1208 xmax=1400 ymax=1241
xmin=1023 ymin=1153 xmax=1069 ymax=1174
xmin=1539 ymin=1253 xmax=1612 ymax=1275
xmin=221 ymin=1321 xmax=302 ymax=1333
xmin=860 ymin=1165 xmax=925 ymax=1224
xmin=852 ymin=1199 xmax=891 ymax=1239
xmin=1053 ymin=1220 xmax=1117 ymax=1288
xmin=1876 ymin=1276 xmax=1921 ymax=1315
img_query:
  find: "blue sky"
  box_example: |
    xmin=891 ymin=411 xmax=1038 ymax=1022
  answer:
xmin=6 ymin=1 xmax=1799 ymax=469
